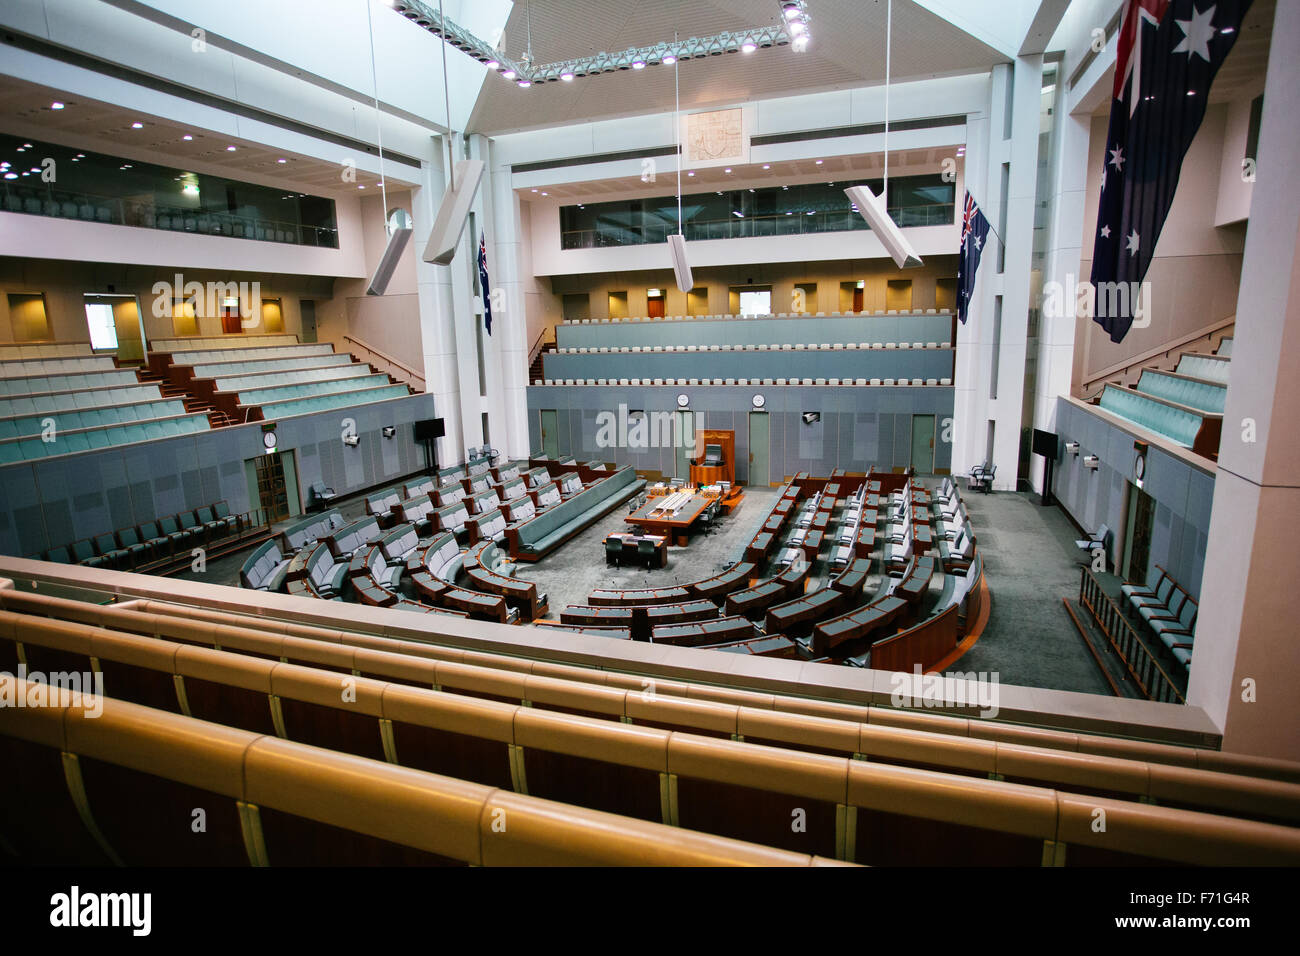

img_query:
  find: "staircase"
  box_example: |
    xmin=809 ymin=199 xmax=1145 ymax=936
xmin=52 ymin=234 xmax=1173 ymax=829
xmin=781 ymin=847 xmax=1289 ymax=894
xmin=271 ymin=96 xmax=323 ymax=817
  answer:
xmin=136 ymin=367 xmax=235 ymax=428
xmin=529 ymin=346 xmax=554 ymax=384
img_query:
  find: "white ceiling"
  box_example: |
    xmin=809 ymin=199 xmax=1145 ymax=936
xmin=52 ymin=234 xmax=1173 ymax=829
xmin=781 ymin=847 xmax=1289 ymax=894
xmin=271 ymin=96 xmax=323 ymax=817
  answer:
xmin=466 ymin=0 xmax=1009 ymax=135
xmin=0 ymin=74 xmax=418 ymax=197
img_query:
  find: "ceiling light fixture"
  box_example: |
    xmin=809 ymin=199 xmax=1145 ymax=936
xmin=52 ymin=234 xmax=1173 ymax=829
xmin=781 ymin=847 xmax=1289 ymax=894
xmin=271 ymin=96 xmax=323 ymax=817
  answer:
xmin=226 ymin=145 xmax=237 ymax=151
xmin=560 ymin=71 xmax=574 ymax=81
xmin=50 ymin=102 xmax=65 ymax=110
xmin=518 ymin=79 xmax=532 ymax=87
xmin=843 ymin=0 xmax=921 ymax=269
xmin=668 ymin=30 xmax=693 ymax=296
xmin=741 ymin=41 xmax=757 ymax=53
xmin=277 ymin=158 xmax=287 ymax=163
xmin=131 ymin=122 xmax=143 ymax=129
xmin=662 ymin=54 xmax=677 ymax=64
xmin=502 ymin=69 xmax=517 ymax=80
xmin=632 ymin=60 xmax=645 ymax=69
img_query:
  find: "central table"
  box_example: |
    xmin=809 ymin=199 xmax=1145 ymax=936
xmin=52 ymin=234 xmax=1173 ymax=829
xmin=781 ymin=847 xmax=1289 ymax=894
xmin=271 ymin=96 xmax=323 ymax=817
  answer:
xmin=625 ymin=493 xmax=713 ymax=546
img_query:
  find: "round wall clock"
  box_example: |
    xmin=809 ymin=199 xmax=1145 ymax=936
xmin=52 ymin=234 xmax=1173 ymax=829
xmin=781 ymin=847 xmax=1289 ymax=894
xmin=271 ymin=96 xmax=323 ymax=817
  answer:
xmin=676 ymin=393 xmax=690 ymax=408
xmin=262 ymin=429 xmax=278 ymax=450
xmin=752 ymin=394 xmax=766 ymax=408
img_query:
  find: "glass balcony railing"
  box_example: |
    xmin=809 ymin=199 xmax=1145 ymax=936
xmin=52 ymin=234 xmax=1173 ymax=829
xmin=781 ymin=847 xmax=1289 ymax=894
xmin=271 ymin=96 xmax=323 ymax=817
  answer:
xmin=1 ymin=184 xmax=339 ymax=246
xmin=561 ymin=202 xmax=953 ymax=250
xmin=0 ymin=134 xmax=339 ymax=248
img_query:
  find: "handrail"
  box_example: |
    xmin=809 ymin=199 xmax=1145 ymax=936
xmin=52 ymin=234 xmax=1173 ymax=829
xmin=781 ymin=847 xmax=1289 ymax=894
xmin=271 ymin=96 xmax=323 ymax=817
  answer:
xmin=342 ymin=334 xmax=426 ymax=392
xmin=1078 ymin=567 xmax=1186 ymax=704
xmin=528 ymin=327 xmax=553 ymax=366
xmin=1077 ymin=315 xmax=1235 ymax=400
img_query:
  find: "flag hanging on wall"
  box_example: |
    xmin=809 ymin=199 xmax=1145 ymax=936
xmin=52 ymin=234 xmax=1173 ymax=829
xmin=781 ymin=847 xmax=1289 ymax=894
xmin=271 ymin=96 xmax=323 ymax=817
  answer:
xmin=1090 ymin=0 xmax=1253 ymax=343
xmin=956 ymin=190 xmax=991 ymax=325
xmin=478 ymin=232 xmax=493 ymax=336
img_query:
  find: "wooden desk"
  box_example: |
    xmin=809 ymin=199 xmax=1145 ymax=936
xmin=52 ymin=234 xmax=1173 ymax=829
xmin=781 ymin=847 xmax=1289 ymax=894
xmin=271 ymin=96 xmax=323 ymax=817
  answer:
xmin=625 ymin=493 xmax=712 ymax=546
xmin=605 ymin=532 xmax=668 ymax=568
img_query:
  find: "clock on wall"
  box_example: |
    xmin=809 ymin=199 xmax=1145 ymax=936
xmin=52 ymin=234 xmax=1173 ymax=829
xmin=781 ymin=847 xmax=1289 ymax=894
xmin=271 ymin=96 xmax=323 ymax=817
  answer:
xmin=262 ymin=426 xmax=278 ymax=452
xmin=676 ymin=393 xmax=690 ymax=408
xmin=1133 ymin=452 xmax=1146 ymax=482
xmin=752 ymin=394 xmax=766 ymax=409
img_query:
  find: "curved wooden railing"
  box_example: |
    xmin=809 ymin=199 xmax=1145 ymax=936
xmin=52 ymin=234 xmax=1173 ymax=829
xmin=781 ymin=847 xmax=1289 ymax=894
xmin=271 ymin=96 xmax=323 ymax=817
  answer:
xmin=343 ymin=334 xmax=426 ymax=392
xmin=1077 ymin=315 xmax=1234 ymax=401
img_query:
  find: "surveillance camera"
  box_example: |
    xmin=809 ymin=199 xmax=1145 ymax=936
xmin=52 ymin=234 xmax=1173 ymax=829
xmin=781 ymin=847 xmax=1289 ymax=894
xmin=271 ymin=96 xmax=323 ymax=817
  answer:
xmin=382 ymin=425 xmax=396 ymax=439
xmin=1083 ymin=455 xmax=1100 ymax=470
xmin=343 ymin=434 xmax=360 ymax=447
xmin=1065 ymin=441 xmax=1080 ymax=455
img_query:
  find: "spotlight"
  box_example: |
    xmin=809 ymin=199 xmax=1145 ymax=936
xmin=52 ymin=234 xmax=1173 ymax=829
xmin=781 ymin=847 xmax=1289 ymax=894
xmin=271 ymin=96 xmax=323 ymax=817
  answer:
xmin=382 ymin=426 xmax=396 ymax=439
xmin=801 ymin=412 xmax=820 ymax=425
xmin=662 ymin=54 xmax=677 ymax=64
xmin=131 ymin=121 xmax=143 ymax=128
xmin=789 ymin=21 xmax=806 ymax=35
xmin=226 ymin=145 xmax=237 ymax=151
xmin=518 ymin=79 xmax=532 ymax=87
xmin=502 ymin=69 xmax=517 ymax=79
xmin=632 ymin=60 xmax=645 ymax=69
xmin=484 ymin=60 xmax=500 ymax=69
xmin=277 ymin=158 xmax=287 ymax=163
xmin=182 ymin=135 xmax=193 ymax=141
xmin=782 ymin=3 xmax=802 ymax=20
xmin=792 ymin=35 xmax=810 ymax=52
xmin=50 ymin=102 xmax=64 ymax=110
xmin=741 ymin=41 xmax=757 ymax=53
xmin=561 ymin=72 xmax=574 ymax=81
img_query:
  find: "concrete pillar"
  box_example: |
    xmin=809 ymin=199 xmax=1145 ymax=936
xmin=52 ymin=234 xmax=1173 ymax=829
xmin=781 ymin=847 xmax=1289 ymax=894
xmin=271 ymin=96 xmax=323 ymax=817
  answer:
xmin=1029 ymin=107 xmax=1091 ymax=495
xmin=1188 ymin=0 xmax=1300 ymax=761
xmin=952 ymin=56 xmax=1043 ymax=490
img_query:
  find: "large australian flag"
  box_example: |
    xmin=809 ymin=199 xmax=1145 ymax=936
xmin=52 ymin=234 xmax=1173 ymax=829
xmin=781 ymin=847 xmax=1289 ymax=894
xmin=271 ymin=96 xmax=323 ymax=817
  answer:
xmin=956 ymin=190 xmax=991 ymax=325
xmin=1090 ymin=0 xmax=1252 ymax=342
xmin=478 ymin=232 xmax=493 ymax=336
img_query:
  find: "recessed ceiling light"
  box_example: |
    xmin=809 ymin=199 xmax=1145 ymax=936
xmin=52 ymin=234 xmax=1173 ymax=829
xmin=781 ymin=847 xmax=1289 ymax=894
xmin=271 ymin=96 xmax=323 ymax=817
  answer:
xmin=131 ymin=121 xmax=143 ymax=129
xmin=531 ymin=188 xmax=538 ymax=192
xmin=1186 ymin=89 xmax=1196 ymax=96
xmin=687 ymin=171 xmax=695 ymax=176
xmin=29 ymin=167 xmax=40 ymax=173
xmin=50 ymin=102 xmax=65 ymax=110
xmin=662 ymin=54 xmax=677 ymax=65
xmin=75 ymin=153 xmax=84 ymax=158
xmin=226 ymin=145 xmax=237 ymax=151
xmin=541 ymin=191 xmax=548 ymax=196
xmin=277 ymin=158 xmax=287 ymax=163
xmin=815 ymin=159 xmax=824 ymax=165
xmin=762 ymin=164 xmax=770 ymax=170
xmin=182 ymin=135 xmax=193 ymax=141
xmin=21 ymin=144 xmax=32 ymax=148
xmin=724 ymin=167 xmax=732 ymax=173
xmin=3 ymin=173 xmax=15 ymax=180
xmin=358 ymin=184 xmax=366 ymax=189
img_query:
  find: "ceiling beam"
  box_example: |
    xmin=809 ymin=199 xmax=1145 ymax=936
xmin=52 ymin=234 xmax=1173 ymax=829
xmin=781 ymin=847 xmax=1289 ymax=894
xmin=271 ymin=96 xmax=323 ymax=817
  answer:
xmin=1019 ymin=0 xmax=1071 ymax=56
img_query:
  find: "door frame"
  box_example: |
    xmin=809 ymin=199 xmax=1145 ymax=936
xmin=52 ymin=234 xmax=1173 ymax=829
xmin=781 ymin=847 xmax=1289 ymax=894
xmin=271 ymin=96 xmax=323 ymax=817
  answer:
xmin=748 ymin=411 xmax=769 ymax=487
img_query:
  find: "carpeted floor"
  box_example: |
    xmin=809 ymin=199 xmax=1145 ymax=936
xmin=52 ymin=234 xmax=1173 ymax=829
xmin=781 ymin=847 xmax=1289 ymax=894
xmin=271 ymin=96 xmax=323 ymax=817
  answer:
xmin=953 ymin=489 xmax=1111 ymax=694
xmin=508 ymin=487 xmax=780 ymax=609
xmin=173 ymin=472 xmax=1110 ymax=695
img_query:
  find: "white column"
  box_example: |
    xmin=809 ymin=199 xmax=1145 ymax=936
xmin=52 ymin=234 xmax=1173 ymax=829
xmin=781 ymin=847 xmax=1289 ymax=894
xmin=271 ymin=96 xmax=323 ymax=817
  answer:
xmin=1188 ymin=0 xmax=1300 ymax=761
xmin=1029 ymin=108 xmax=1091 ymax=495
xmin=952 ymin=57 xmax=1044 ymax=491
xmin=478 ymin=134 xmax=531 ymax=461
xmin=413 ymin=135 xmax=465 ymax=468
